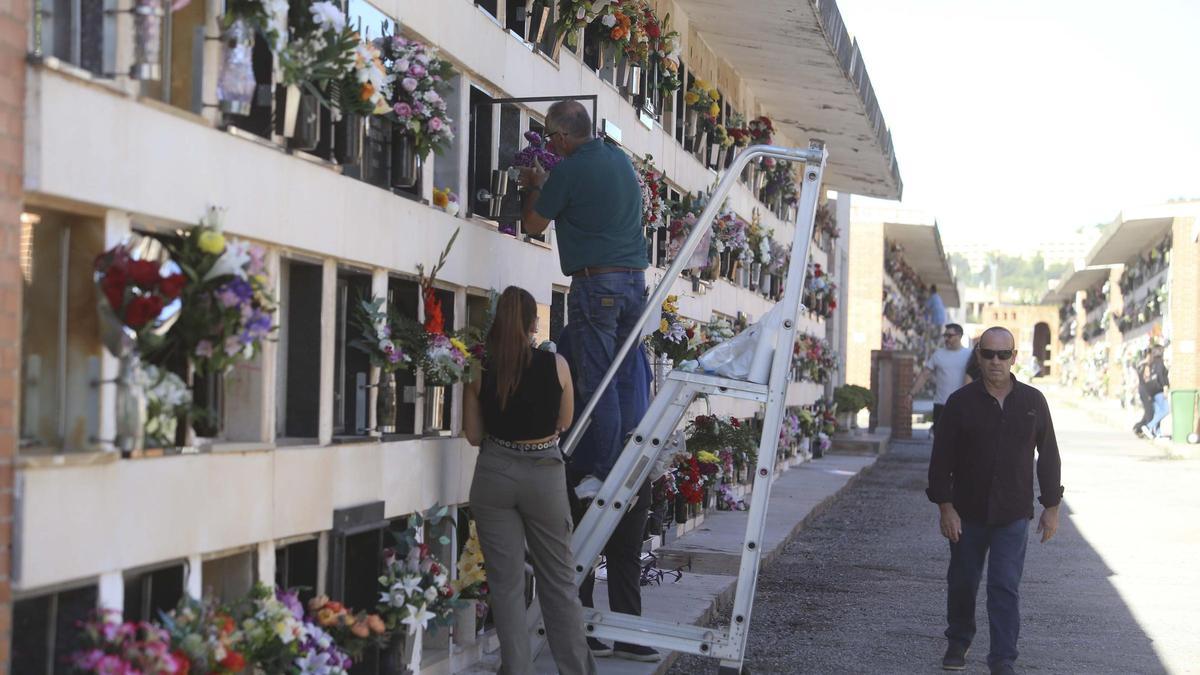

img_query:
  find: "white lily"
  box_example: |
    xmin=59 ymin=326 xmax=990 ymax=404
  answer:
xmin=401 ymin=604 xmax=437 ymax=632
xmin=203 ymin=240 xmax=252 ymax=282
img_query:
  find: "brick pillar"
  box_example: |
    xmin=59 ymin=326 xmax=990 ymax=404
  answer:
xmin=892 ymin=353 xmax=915 ymax=439
xmin=0 ymin=2 xmax=26 ymax=672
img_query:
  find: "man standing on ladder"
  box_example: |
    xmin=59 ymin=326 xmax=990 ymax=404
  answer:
xmin=519 ymin=99 xmax=661 ymax=663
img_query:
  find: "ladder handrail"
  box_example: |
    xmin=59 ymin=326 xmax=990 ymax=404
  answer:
xmin=561 ymin=142 xmax=829 ymax=458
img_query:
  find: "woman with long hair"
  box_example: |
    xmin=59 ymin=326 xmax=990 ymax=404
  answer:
xmin=463 ymin=286 xmax=596 ymax=675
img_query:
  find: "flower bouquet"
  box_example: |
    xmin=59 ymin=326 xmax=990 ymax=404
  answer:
xmin=649 ymin=11 xmax=681 ymax=98
xmin=377 ymin=34 xmax=455 ymax=161
xmin=509 ymin=131 xmax=563 ymax=235
xmin=94 ymin=241 xmax=187 ymax=355
xmin=69 ymin=610 xmax=189 ymax=674
xmin=646 ymin=295 xmax=697 ymax=364
xmin=159 ymin=596 xmax=247 ymax=674
xmin=451 ymin=520 xmax=489 ymax=643
xmin=152 ymin=208 xmax=276 ymax=376
xmin=239 ymin=586 xmax=354 ymax=674
xmin=432 ymin=187 xmax=461 ymax=216
xmin=804 ymin=262 xmax=838 ymax=319
xmin=277 ymin=1 xmax=357 ymax=93
xmin=306 ymin=595 xmax=389 ymax=661
xmin=377 ymin=521 xmax=459 ymax=670
xmin=634 ymin=154 xmax=669 ymax=231
xmin=141 ymin=365 xmax=193 ymax=447
xmin=350 ymin=297 xmax=415 ymax=374
xmin=555 ymin=0 xmax=609 ymax=50
xmin=683 ymin=79 xmax=720 ymax=150
xmin=334 ymin=35 xmax=392 ymax=117
xmin=792 ymin=333 xmax=838 ymax=384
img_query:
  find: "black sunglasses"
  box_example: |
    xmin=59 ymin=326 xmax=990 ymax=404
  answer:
xmin=942 ymin=333 xmax=961 ymax=338
xmin=979 ymin=349 xmax=1014 ymax=361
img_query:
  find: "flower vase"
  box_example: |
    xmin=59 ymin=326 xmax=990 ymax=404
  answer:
xmin=377 ymin=371 xmax=398 ymax=434
xmin=334 ymin=112 xmax=364 ymax=166
xmin=702 ymin=487 xmax=714 ymax=512
xmin=454 ymin=599 xmax=479 ymax=647
xmin=115 ymin=354 xmax=147 ymax=457
xmin=391 ymin=125 xmax=422 ymax=188
xmin=423 ymin=385 xmax=448 ymax=433
xmin=217 ymin=18 xmax=255 ymax=115
xmin=275 ymin=85 xmax=321 ymax=150
xmin=693 ymin=130 xmax=708 ymax=158
xmin=130 ymin=0 xmax=165 ymax=80
xmin=749 ymin=262 xmax=761 ymax=291
xmin=719 ymin=250 xmax=732 ymax=279
xmin=627 ymin=63 xmax=642 ymax=97
xmin=712 ymin=146 xmax=728 ymax=171
xmin=674 ymin=494 xmax=688 ymax=524
xmin=735 ymin=262 xmax=748 ymax=288
xmin=685 ymin=109 xmax=699 ymax=147
xmin=381 ymin=630 xmax=420 ymax=674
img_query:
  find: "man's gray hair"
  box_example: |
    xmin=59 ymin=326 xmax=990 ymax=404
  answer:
xmin=546 ymin=100 xmax=593 ymax=138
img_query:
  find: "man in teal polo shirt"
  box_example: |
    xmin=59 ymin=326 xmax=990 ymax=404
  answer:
xmin=519 ymin=100 xmax=660 ymax=663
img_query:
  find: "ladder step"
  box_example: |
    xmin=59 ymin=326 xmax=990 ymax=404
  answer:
xmin=581 ymin=610 xmax=736 ymax=658
xmin=665 ymin=370 xmax=770 ymax=402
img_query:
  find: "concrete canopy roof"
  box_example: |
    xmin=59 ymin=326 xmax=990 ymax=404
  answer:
xmin=678 ymin=0 xmax=902 ymax=199
xmin=1042 ymin=266 xmax=1113 ymax=303
xmin=884 ymin=221 xmax=959 ymax=308
xmin=1086 ymin=203 xmax=1199 ymax=266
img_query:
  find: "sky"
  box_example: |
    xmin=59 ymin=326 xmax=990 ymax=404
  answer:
xmin=833 ymin=0 xmax=1200 ymax=247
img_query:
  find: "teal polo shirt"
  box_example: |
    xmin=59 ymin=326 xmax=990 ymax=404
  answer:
xmin=534 ymin=137 xmax=648 ymax=276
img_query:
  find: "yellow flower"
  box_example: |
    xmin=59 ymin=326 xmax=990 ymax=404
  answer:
xmin=660 ymin=318 xmax=670 ymax=333
xmin=697 ymin=450 xmax=720 ymax=464
xmin=198 ymin=229 xmax=226 ymax=255
xmin=694 ymin=79 xmax=710 ymax=90
xmin=432 ymin=188 xmax=449 ymax=208
xmin=684 ymin=91 xmax=699 ymax=106
xmin=450 ymin=337 xmax=470 ymax=357
xmin=709 ymin=102 xmax=720 ymax=117
xmin=708 ymin=87 xmax=720 ymax=100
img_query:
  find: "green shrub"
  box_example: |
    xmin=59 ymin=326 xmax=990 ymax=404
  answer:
xmin=833 ymin=384 xmax=874 ymax=414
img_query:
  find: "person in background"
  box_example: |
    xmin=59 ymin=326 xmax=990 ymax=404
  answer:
xmin=965 ymin=338 xmax=982 ymax=384
xmin=913 ymin=323 xmax=973 ymax=436
xmin=1132 ymin=357 xmax=1155 ymax=438
xmin=463 ymin=286 xmax=596 ymax=675
xmin=1141 ymin=344 xmax=1170 ymax=438
xmin=927 ymin=326 xmax=1063 ymax=675
xmin=926 ymin=284 xmax=947 ymax=330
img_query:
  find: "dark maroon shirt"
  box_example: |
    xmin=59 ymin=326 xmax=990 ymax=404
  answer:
xmin=927 ymin=375 xmax=1064 ymax=525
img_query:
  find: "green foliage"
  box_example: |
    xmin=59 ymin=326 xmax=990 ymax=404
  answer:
xmin=833 ymin=384 xmax=874 ymax=414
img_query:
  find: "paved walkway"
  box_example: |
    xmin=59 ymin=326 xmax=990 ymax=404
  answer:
xmin=668 ymin=385 xmax=1199 ymax=674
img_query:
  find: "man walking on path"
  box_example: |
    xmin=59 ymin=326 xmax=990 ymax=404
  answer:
xmin=926 ymin=283 xmax=947 ymax=329
xmin=1140 ymin=345 xmax=1170 ymax=438
xmin=927 ymin=326 xmax=1064 ymax=675
xmin=913 ymin=323 xmax=973 ymax=435
xmin=519 ymin=100 xmax=660 ymax=663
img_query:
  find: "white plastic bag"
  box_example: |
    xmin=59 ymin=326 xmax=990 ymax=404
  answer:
xmin=697 ymin=301 xmax=790 ymax=383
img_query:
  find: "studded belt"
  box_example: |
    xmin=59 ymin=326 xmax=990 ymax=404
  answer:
xmin=487 ymin=436 xmax=559 ymax=452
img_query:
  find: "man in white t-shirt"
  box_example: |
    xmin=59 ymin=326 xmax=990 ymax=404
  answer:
xmin=913 ymin=323 xmax=973 ymax=436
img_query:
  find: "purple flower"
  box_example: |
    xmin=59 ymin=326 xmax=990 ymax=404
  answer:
xmin=393 ymin=102 xmax=412 ymax=119
xmin=429 ymin=117 xmax=443 ymax=132
xmin=402 ymin=77 xmax=418 ymax=92
xmin=223 ymin=336 xmax=243 ymax=357
xmin=409 ymin=63 xmax=426 ymax=78
xmin=195 ymin=340 xmax=214 ymax=358
xmin=277 ymin=588 xmax=304 ymax=619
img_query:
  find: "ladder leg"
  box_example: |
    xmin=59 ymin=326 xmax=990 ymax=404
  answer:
xmin=570 ymin=377 xmax=696 ymax=583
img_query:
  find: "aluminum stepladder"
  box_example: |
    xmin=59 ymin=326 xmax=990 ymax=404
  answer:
xmin=552 ymin=141 xmax=829 ymax=674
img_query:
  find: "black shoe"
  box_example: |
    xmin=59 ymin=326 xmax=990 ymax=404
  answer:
xmin=942 ymin=642 xmax=969 ymax=671
xmin=990 ymin=663 xmax=1016 ymax=675
xmin=587 ymin=638 xmax=613 ymax=657
xmin=613 ymin=643 xmax=662 ymax=662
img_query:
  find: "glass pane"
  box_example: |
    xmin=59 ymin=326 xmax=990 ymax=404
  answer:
xmin=282 ymin=261 xmax=323 ymax=439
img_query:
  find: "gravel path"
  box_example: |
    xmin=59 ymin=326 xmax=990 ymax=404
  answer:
xmin=669 ymin=427 xmax=1170 ymax=674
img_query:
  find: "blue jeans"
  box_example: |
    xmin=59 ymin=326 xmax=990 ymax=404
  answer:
xmin=945 ymin=518 xmax=1029 ymax=670
xmin=1148 ymin=392 xmax=1169 ymax=436
xmin=562 ymin=271 xmax=648 ymax=479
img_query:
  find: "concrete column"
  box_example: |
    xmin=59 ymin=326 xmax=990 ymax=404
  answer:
xmin=318 ymin=259 xmax=337 ymax=445
xmin=1169 ymin=216 xmax=1200 ymax=392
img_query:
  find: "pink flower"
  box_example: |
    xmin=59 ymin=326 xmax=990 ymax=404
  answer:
xmin=402 ymin=77 xmax=418 ymax=92
xmin=409 ymin=63 xmax=426 ymax=78
xmin=428 ymin=117 xmax=443 ymax=132
xmin=224 ymin=336 xmax=243 ymax=357
xmin=393 ymin=102 xmax=412 ymax=119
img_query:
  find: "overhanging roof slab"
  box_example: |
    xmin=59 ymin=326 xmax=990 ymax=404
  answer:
xmin=884 ymin=221 xmax=959 ymax=307
xmin=678 ymin=0 xmax=902 ymax=199
xmin=1051 ymin=266 xmax=1114 ymax=298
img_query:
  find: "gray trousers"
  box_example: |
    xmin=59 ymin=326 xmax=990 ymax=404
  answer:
xmin=470 ymin=439 xmax=597 ymax=675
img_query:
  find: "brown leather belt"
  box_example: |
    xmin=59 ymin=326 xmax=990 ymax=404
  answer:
xmin=571 ymin=266 xmax=639 ymax=278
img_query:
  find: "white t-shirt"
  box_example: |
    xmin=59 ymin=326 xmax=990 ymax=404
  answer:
xmin=925 ymin=347 xmax=973 ymax=405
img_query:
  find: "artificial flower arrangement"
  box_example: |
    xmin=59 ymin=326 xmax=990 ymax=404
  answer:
xmin=634 ymin=154 xmax=670 ymax=231
xmin=747 ymin=116 xmax=774 ymax=145
xmin=646 ymin=294 xmax=698 ymax=364
xmin=711 ymin=210 xmax=749 ymax=257
xmin=239 ymin=585 xmax=355 ymax=674
xmin=150 ymin=207 xmax=277 ymax=375
xmin=804 ymin=261 xmax=838 ymax=319
xmin=94 ymin=243 xmax=187 ymax=344
xmin=746 ymin=217 xmax=774 ymax=267
xmin=69 ymin=610 xmax=189 ymax=674
xmin=683 ymin=79 xmax=721 ymax=136
xmin=814 ymin=203 xmax=840 ymax=242
xmin=650 ymin=12 xmax=682 ymax=96
xmin=377 ymin=511 xmax=460 ymax=638
xmin=451 ymin=520 xmax=489 ymax=610
xmin=792 ymin=333 xmax=838 ymax=384
xmin=306 ymin=595 xmax=389 ymax=661
xmin=555 ymin=0 xmax=609 ymax=49
xmin=513 ymin=130 xmax=563 ymax=172
xmin=413 ymin=228 xmax=477 ymax=386
xmin=335 ymin=35 xmax=392 ymax=116
xmin=703 ymin=316 xmax=737 ymax=346
xmin=276 ymin=1 xmax=359 ymax=97
xmin=158 ymin=596 xmax=247 ymax=674
xmin=376 ymin=33 xmax=456 ymax=159
xmin=432 ymin=187 xmax=461 ymax=217
xmin=350 ymin=297 xmax=416 ymax=374
xmin=141 ymin=365 xmax=193 ymax=447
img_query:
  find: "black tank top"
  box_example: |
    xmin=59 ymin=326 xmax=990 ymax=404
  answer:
xmin=480 ymin=348 xmax=562 ymax=441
